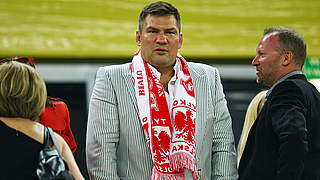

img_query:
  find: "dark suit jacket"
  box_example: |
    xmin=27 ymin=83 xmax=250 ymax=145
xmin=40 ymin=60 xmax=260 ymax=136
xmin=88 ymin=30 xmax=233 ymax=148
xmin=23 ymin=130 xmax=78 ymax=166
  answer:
xmin=239 ymin=74 xmax=320 ymax=180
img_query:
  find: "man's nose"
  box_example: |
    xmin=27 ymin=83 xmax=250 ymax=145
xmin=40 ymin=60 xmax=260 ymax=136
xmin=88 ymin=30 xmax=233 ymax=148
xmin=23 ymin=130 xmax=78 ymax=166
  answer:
xmin=156 ymin=33 xmax=167 ymax=44
xmin=252 ymin=56 xmax=259 ymax=66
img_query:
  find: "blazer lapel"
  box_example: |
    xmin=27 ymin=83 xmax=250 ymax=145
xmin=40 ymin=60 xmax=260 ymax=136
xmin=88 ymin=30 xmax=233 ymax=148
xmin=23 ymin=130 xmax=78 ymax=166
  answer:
xmin=189 ymin=65 xmax=203 ymax=160
xmin=122 ymin=65 xmax=139 ymax=114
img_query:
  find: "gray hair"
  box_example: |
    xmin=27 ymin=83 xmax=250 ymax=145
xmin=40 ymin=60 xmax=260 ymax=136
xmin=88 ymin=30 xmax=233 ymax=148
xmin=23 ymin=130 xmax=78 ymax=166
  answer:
xmin=264 ymin=26 xmax=307 ymax=67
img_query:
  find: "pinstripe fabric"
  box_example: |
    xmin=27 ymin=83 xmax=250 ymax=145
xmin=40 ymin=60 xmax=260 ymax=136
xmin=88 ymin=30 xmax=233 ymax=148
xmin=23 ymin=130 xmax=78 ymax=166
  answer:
xmin=86 ymin=62 xmax=238 ymax=180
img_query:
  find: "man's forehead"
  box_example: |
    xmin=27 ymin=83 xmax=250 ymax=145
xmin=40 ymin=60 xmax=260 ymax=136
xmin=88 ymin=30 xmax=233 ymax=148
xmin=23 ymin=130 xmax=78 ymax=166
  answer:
xmin=258 ymin=32 xmax=279 ymax=48
xmin=262 ymin=32 xmax=279 ymax=43
xmin=143 ymin=14 xmax=179 ymax=30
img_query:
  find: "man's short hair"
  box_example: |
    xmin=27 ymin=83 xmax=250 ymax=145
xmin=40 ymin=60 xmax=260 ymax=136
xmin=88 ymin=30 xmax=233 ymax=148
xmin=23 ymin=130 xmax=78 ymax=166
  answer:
xmin=0 ymin=62 xmax=47 ymax=120
xmin=264 ymin=26 xmax=307 ymax=67
xmin=138 ymin=1 xmax=181 ymax=33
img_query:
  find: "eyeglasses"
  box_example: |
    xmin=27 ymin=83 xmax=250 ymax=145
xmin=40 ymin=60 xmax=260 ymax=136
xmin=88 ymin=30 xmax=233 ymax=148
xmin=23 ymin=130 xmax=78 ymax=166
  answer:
xmin=0 ymin=57 xmax=36 ymax=69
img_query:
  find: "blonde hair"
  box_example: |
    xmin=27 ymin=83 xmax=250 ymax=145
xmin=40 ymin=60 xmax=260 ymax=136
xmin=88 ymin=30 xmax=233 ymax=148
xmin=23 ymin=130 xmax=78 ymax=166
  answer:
xmin=0 ymin=62 xmax=47 ymax=120
xmin=309 ymin=79 xmax=320 ymax=92
xmin=237 ymin=90 xmax=267 ymax=167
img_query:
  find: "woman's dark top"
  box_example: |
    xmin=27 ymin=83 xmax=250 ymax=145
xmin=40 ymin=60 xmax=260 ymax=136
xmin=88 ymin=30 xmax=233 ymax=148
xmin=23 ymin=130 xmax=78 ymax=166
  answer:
xmin=0 ymin=120 xmax=44 ymax=180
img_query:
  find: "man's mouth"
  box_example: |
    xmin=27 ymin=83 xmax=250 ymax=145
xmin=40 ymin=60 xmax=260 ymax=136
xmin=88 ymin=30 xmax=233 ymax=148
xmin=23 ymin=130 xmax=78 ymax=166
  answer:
xmin=154 ymin=48 xmax=168 ymax=54
xmin=255 ymin=68 xmax=261 ymax=75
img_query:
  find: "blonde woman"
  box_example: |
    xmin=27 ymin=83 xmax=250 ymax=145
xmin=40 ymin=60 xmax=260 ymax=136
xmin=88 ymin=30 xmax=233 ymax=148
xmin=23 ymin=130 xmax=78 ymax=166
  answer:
xmin=0 ymin=62 xmax=84 ymax=180
xmin=237 ymin=90 xmax=267 ymax=167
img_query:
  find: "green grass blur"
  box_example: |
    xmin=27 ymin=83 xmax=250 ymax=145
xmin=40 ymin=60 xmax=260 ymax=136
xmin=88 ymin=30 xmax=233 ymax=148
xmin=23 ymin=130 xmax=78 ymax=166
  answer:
xmin=0 ymin=0 xmax=319 ymax=59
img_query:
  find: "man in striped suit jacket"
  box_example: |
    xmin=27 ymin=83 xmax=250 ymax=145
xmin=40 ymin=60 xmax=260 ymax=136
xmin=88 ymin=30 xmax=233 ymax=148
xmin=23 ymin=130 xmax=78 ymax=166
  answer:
xmin=86 ymin=1 xmax=238 ymax=179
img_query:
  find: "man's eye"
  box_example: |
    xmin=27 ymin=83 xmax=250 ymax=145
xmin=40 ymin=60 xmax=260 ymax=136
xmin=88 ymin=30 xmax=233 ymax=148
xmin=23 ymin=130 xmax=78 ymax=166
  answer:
xmin=258 ymin=53 xmax=265 ymax=57
xmin=166 ymin=31 xmax=175 ymax=34
xmin=149 ymin=30 xmax=157 ymax=33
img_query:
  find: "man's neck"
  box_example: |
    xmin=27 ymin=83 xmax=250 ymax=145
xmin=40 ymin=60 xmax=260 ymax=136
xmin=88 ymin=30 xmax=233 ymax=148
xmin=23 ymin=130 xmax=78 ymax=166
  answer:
xmin=271 ymin=67 xmax=302 ymax=87
xmin=160 ymin=70 xmax=174 ymax=92
xmin=150 ymin=64 xmax=176 ymax=92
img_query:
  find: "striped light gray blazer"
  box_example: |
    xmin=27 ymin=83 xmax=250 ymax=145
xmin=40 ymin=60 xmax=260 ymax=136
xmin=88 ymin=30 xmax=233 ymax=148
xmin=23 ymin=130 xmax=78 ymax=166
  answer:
xmin=86 ymin=62 xmax=238 ymax=180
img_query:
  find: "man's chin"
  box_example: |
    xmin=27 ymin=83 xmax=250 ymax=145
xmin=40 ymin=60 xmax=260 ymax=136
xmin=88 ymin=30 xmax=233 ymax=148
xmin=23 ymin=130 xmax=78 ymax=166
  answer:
xmin=152 ymin=57 xmax=172 ymax=65
xmin=256 ymin=78 xmax=264 ymax=85
xmin=256 ymin=78 xmax=261 ymax=84
xmin=256 ymin=78 xmax=270 ymax=87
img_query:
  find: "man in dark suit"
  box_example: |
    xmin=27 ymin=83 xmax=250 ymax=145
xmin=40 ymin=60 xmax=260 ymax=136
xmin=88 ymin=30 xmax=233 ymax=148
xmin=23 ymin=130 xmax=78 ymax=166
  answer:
xmin=238 ymin=26 xmax=320 ymax=180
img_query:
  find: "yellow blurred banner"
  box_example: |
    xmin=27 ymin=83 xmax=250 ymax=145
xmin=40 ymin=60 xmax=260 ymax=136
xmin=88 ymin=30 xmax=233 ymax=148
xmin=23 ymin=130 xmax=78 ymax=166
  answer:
xmin=1 ymin=0 xmax=319 ymax=58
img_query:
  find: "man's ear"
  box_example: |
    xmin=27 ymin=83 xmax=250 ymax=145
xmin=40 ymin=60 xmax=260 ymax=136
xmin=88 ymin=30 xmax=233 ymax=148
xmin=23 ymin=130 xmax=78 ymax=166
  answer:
xmin=136 ymin=30 xmax=141 ymax=46
xmin=282 ymin=50 xmax=293 ymax=66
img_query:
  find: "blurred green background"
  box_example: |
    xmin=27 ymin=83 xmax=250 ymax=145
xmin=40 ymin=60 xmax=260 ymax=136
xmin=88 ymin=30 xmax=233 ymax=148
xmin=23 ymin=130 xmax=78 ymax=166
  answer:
xmin=1 ymin=0 xmax=319 ymax=60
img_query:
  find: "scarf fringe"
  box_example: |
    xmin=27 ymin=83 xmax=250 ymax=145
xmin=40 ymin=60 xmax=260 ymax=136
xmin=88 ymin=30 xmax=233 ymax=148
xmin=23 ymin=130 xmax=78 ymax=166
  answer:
xmin=169 ymin=153 xmax=200 ymax=179
xmin=152 ymin=168 xmax=185 ymax=180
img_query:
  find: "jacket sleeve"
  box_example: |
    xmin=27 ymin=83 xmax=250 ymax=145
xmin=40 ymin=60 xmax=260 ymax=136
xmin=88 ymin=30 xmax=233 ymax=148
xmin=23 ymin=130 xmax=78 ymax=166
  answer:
xmin=62 ymin=103 xmax=77 ymax=153
xmin=270 ymin=81 xmax=308 ymax=180
xmin=210 ymin=68 xmax=238 ymax=180
xmin=40 ymin=101 xmax=77 ymax=153
xmin=86 ymin=67 xmax=120 ymax=180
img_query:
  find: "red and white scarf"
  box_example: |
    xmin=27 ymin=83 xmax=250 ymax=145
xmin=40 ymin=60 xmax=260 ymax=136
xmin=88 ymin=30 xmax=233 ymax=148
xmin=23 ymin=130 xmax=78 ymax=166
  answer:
xmin=131 ymin=50 xmax=200 ymax=180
